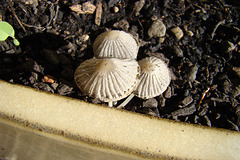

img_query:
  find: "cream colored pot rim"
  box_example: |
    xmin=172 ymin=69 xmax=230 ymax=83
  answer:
xmin=0 ymin=80 xmax=239 ymax=159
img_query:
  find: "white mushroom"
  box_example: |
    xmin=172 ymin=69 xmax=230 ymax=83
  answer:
xmin=93 ymin=30 xmax=139 ymax=59
xmin=74 ymin=58 xmax=140 ymax=107
xmin=118 ymin=56 xmax=171 ymax=108
xmin=134 ymin=56 xmax=171 ymax=99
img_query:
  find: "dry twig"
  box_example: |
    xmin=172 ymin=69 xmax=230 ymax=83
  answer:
xmin=211 ymin=19 xmax=225 ymax=40
xmin=7 ymin=4 xmax=27 ymax=33
xmin=198 ymin=87 xmax=210 ymax=107
xmin=95 ymin=2 xmax=103 ymax=26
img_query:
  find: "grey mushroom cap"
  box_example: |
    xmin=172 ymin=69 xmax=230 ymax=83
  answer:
xmin=74 ymin=58 xmax=140 ymax=102
xmin=134 ymin=56 xmax=171 ymax=99
xmin=93 ymin=30 xmax=139 ymax=59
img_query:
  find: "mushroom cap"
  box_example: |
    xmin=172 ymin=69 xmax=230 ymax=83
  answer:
xmin=134 ymin=56 xmax=171 ymax=99
xmin=74 ymin=58 xmax=140 ymax=102
xmin=93 ymin=30 xmax=139 ymax=59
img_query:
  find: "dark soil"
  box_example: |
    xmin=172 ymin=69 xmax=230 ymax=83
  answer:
xmin=1 ymin=0 xmax=240 ymax=131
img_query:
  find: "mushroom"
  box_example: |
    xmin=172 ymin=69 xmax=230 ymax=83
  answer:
xmin=93 ymin=30 xmax=139 ymax=59
xmin=134 ymin=56 xmax=171 ymax=99
xmin=118 ymin=56 xmax=171 ymax=108
xmin=74 ymin=58 xmax=140 ymax=107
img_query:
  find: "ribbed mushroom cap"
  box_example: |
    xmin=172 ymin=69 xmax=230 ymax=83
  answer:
xmin=74 ymin=58 xmax=140 ymax=102
xmin=93 ymin=30 xmax=139 ymax=59
xmin=134 ymin=57 xmax=171 ymax=99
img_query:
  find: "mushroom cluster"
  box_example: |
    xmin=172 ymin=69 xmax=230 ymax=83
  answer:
xmin=74 ymin=30 xmax=140 ymax=107
xmin=74 ymin=30 xmax=171 ymax=107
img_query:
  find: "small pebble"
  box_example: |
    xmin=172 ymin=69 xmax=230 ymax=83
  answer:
xmin=29 ymin=73 xmax=37 ymax=84
xmin=194 ymin=115 xmax=200 ymax=123
xmin=40 ymin=15 xmax=49 ymax=25
xmin=170 ymin=27 xmax=184 ymax=40
xmin=198 ymin=26 xmax=205 ymax=35
xmin=69 ymin=2 xmax=96 ymax=14
xmin=130 ymin=25 xmax=138 ymax=33
xmin=184 ymin=64 xmax=198 ymax=82
xmin=163 ymin=86 xmax=172 ymax=98
xmin=63 ymin=42 xmax=77 ymax=54
xmin=108 ymin=0 xmax=119 ymax=7
xmin=51 ymin=82 xmax=59 ymax=90
xmin=64 ymin=31 xmax=71 ymax=35
xmin=33 ymin=82 xmax=54 ymax=93
xmin=148 ymin=20 xmax=166 ymax=38
xmin=133 ymin=0 xmax=145 ymax=16
xmin=158 ymin=95 xmax=166 ymax=107
xmin=183 ymin=89 xmax=189 ymax=96
xmin=82 ymin=34 xmax=90 ymax=42
xmin=232 ymin=85 xmax=240 ymax=98
xmin=113 ymin=19 xmax=130 ymax=31
xmin=181 ymin=96 xmax=193 ymax=107
xmin=210 ymin=97 xmax=224 ymax=103
xmin=151 ymin=15 xmax=158 ymax=21
xmin=113 ymin=6 xmax=119 ymax=13
xmin=222 ymin=79 xmax=231 ymax=94
xmin=143 ymin=98 xmax=158 ymax=108
xmin=171 ymin=103 xmax=196 ymax=120
xmin=173 ymin=45 xmax=183 ymax=57
xmin=221 ymin=41 xmax=236 ymax=52
xmin=23 ymin=59 xmax=44 ymax=74
xmin=183 ymin=25 xmax=194 ymax=37
xmin=57 ymin=83 xmax=73 ymax=95
xmin=198 ymin=103 xmax=209 ymax=116
xmin=0 ymin=41 xmax=11 ymax=52
xmin=186 ymin=30 xmax=194 ymax=37
xmin=159 ymin=37 xmax=165 ymax=43
xmin=203 ymin=115 xmax=211 ymax=127
xmin=169 ymin=68 xmax=177 ymax=81
xmin=232 ymin=67 xmax=240 ymax=77
xmin=137 ymin=107 xmax=159 ymax=117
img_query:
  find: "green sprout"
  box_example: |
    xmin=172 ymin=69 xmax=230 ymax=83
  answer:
xmin=0 ymin=21 xmax=20 ymax=46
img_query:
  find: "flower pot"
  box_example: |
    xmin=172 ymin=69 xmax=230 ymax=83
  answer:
xmin=0 ymin=80 xmax=239 ymax=159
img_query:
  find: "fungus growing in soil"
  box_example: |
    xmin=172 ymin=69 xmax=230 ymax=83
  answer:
xmin=74 ymin=58 xmax=140 ymax=107
xmin=93 ymin=30 xmax=139 ymax=59
xmin=135 ymin=56 xmax=171 ymax=99
xmin=118 ymin=56 xmax=171 ymax=108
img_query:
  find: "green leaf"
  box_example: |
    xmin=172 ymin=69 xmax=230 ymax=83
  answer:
xmin=0 ymin=30 xmax=10 ymax=41
xmin=13 ymin=38 xmax=20 ymax=46
xmin=0 ymin=21 xmax=15 ymax=41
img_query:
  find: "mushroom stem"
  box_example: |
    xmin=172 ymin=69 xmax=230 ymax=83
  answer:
xmin=108 ymin=101 xmax=113 ymax=107
xmin=113 ymin=101 xmax=117 ymax=106
xmin=117 ymin=93 xmax=135 ymax=109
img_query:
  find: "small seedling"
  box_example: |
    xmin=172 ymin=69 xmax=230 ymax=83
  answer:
xmin=0 ymin=21 xmax=20 ymax=46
